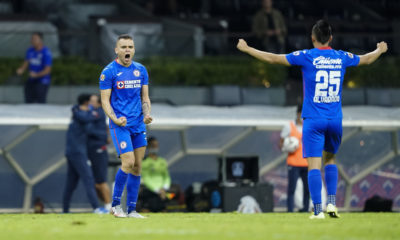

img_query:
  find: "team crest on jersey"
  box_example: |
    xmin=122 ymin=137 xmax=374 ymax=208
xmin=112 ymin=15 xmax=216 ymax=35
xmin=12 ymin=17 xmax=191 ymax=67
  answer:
xmin=117 ymin=81 xmax=125 ymax=89
xmin=100 ymin=74 xmax=105 ymax=81
xmin=346 ymin=52 xmax=354 ymax=58
xmin=133 ymin=70 xmax=140 ymax=77
xmin=120 ymin=141 xmax=127 ymax=149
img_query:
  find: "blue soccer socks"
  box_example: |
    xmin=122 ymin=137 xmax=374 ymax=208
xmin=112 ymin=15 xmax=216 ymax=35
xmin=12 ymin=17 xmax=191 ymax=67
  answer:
xmin=325 ymin=164 xmax=338 ymax=206
xmin=308 ymin=169 xmax=322 ymax=215
xmin=127 ymin=174 xmax=141 ymax=214
xmin=112 ymin=168 xmax=128 ymax=207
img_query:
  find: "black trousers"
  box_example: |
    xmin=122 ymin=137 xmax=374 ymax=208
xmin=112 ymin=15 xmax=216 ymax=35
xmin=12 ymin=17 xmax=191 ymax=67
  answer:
xmin=24 ymin=81 xmax=49 ymax=103
xmin=287 ymin=166 xmax=309 ymax=212
xmin=138 ymin=186 xmax=167 ymax=212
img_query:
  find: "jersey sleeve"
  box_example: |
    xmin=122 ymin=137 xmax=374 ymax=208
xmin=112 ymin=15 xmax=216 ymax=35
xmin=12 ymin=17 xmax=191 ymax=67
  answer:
xmin=341 ymin=51 xmax=360 ymax=67
xmin=286 ymin=50 xmax=308 ymax=66
xmin=141 ymin=66 xmax=149 ymax=85
xmin=99 ymin=67 xmax=114 ymax=90
xmin=43 ymin=48 xmax=52 ymax=66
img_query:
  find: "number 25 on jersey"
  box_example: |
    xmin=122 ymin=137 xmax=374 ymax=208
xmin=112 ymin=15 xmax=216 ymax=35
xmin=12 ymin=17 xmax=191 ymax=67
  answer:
xmin=313 ymin=70 xmax=341 ymax=103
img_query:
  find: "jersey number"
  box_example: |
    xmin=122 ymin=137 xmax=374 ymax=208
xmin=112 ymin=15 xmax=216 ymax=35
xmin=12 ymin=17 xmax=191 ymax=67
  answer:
xmin=314 ymin=70 xmax=340 ymax=97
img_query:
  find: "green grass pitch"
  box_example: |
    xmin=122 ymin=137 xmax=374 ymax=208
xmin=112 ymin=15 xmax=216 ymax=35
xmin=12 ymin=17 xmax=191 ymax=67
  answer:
xmin=0 ymin=213 xmax=399 ymax=240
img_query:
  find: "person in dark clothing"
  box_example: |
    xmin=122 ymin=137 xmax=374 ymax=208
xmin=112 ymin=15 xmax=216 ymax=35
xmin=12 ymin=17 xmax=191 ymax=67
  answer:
xmin=63 ymin=94 xmax=107 ymax=214
xmin=252 ymin=0 xmax=287 ymax=53
xmin=87 ymin=94 xmax=112 ymax=211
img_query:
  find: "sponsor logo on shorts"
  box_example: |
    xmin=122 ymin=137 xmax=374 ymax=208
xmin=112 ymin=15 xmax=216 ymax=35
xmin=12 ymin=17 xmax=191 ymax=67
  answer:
xmin=133 ymin=70 xmax=140 ymax=77
xmin=120 ymin=141 xmax=127 ymax=149
xmin=100 ymin=74 xmax=105 ymax=81
xmin=293 ymin=51 xmax=300 ymax=56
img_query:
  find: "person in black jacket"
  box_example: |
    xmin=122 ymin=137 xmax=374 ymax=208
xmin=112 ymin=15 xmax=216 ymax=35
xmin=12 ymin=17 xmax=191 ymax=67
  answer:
xmin=62 ymin=94 xmax=107 ymax=214
xmin=87 ymin=94 xmax=112 ymax=211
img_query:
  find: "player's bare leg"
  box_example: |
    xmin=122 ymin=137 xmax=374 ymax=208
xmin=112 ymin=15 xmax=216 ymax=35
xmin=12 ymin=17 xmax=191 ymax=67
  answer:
xmin=127 ymin=146 xmax=147 ymax=218
xmin=323 ymin=151 xmax=340 ymax=218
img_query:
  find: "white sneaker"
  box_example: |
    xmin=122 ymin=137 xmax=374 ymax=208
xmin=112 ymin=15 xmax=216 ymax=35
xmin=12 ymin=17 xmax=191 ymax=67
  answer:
xmin=127 ymin=211 xmax=146 ymax=218
xmin=110 ymin=205 xmax=127 ymax=218
xmin=326 ymin=203 xmax=340 ymax=218
xmin=309 ymin=212 xmax=325 ymax=219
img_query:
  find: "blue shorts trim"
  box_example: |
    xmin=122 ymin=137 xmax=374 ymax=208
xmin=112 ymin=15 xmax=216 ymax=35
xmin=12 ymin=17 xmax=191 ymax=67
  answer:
xmin=110 ymin=126 xmax=147 ymax=156
xmin=302 ymin=118 xmax=342 ymax=158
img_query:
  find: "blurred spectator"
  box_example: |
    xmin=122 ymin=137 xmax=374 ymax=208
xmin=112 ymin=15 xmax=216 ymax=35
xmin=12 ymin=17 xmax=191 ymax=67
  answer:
xmin=63 ymin=94 xmax=107 ymax=214
xmin=87 ymin=94 xmax=112 ymax=212
xmin=140 ymin=136 xmax=171 ymax=212
xmin=16 ymin=32 xmax=52 ymax=103
xmin=252 ymin=0 xmax=287 ymax=53
xmin=280 ymin=105 xmax=309 ymax=212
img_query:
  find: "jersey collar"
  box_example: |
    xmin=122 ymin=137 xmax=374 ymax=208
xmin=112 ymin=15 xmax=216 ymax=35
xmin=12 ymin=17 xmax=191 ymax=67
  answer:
xmin=115 ymin=58 xmax=132 ymax=68
xmin=316 ymin=46 xmax=332 ymax=50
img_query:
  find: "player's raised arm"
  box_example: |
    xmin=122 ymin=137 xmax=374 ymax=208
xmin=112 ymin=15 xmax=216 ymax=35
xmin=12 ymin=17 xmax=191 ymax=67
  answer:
xmin=237 ymin=39 xmax=290 ymax=66
xmin=358 ymin=41 xmax=388 ymax=66
xmin=100 ymin=89 xmax=126 ymax=126
xmin=141 ymin=85 xmax=153 ymax=124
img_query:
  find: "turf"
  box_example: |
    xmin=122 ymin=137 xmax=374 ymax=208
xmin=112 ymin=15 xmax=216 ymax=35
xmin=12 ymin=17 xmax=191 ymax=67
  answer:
xmin=0 ymin=213 xmax=399 ymax=240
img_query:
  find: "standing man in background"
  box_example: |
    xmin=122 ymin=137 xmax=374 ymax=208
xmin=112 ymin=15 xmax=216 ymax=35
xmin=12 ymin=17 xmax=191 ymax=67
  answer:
xmin=280 ymin=105 xmax=309 ymax=213
xmin=16 ymin=32 xmax=52 ymax=103
xmin=252 ymin=0 xmax=287 ymax=53
xmin=88 ymin=94 xmax=112 ymax=212
xmin=100 ymin=34 xmax=153 ymax=218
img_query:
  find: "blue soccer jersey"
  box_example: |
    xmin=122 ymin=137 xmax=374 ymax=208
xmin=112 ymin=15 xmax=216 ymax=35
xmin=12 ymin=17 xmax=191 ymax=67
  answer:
xmin=25 ymin=47 xmax=52 ymax=84
xmin=99 ymin=60 xmax=149 ymax=132
xmin=286 ymin=47 xmax=360 ymax=119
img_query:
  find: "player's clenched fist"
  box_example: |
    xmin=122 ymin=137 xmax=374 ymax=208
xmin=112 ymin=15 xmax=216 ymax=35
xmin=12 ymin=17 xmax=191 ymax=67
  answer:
xmin=377 ymin=41 xmax=388 ymax=53
xmin=114 ymin=116 xmax=127 ymax=126
xmin=237 ymin=39 xmax=249 ymax=53
xmin=143 ymin=115 xmax=153 ymax=124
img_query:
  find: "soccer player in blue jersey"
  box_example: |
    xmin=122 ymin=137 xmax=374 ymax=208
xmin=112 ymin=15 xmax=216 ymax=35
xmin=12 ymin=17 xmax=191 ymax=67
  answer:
xmin=237 ymin=19 xmax=388 ymax=219
xmin=99 ymin=34 xmax=153 ymax=218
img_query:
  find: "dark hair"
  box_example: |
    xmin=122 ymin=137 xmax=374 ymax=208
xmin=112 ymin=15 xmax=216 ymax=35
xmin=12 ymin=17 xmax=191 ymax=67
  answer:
xmin=312 ymin=19 xmax=332 ymax=44
xmin=147 ymin=136 xmax=157 ymax=145
xmin=296 ymin=104 xmax=302 ymax=114
xmin=117 ymin=34 xmax=133 ymax=41
xmin=32 ymin=32 xmax=43 ymax=40
xmin=77 ymin=93 xmax=91 ymax=105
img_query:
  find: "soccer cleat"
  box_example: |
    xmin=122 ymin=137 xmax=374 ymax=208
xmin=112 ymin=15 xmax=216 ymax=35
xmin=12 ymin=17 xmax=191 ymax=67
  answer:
xmin=110 ymin=205 xmax=127 ymax=218
xmin=309 ymin=212 xmax=325 ymax=220
xmin=326 ymin=204 xmax=340 ymax=218
xmin=94 ymin=207 xmax=109 ymax=214
xmin=127 ymin=211 xmax=146 ymax=219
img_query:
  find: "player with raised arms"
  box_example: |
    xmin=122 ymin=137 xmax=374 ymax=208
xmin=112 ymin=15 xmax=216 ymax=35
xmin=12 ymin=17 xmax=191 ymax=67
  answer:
xmin=99 ymin=34 xmax=153 ymax=218
xmin=237 ymin=19 xmax=388 ymax=219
